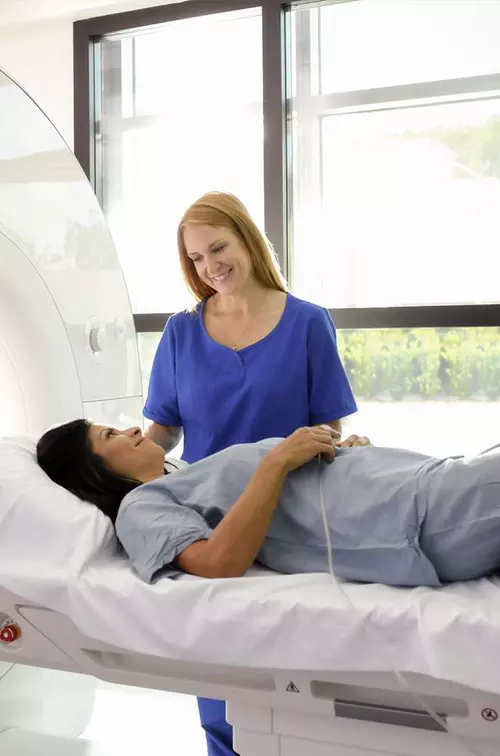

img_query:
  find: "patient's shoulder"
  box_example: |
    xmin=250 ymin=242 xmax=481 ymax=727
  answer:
xmin=165 ymin=457 xmax=188 ymax=473
xmin=118 ymin=475 xmax=173 ymax=516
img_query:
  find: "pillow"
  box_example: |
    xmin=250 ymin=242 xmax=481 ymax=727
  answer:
xmin=0 ymin=434 xmax=117 ymax=583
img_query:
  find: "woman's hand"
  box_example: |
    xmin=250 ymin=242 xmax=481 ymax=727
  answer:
xmin=267 ymin=426 xmax=338 ymax=473
xmin=339 ymin=433 xmax=371 ymax=448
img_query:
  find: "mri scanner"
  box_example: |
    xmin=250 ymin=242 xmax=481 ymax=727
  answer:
xmin=2 ymin=68 xmax=500 ymax=756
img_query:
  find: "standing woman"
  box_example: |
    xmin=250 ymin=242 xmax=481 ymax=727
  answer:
xmin=144 ymin=191 xmax=357 ymax=756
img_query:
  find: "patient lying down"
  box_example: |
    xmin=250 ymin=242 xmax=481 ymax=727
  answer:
xmin=37 ymin=421 xmax=500 ymax=587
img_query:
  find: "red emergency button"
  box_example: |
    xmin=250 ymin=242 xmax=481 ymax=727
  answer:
xmin=0 ymin=623 xmax=21 ymax=644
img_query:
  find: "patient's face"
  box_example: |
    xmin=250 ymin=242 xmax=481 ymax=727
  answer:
xmin=89 ymin=425 xmax=165 ymax=481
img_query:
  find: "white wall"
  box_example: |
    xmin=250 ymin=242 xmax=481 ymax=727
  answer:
xmin=0 ymin=20 xmax=74 ymax=147
xmin=0 ymin=1 xmax=177 ymax=151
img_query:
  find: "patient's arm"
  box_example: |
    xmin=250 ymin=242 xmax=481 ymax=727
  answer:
xmin=176 ymin=454 xmax=287 ymax=579
xmin=176 ymin=426 xmax=337 ymax=579
xmin=145 ymin=422 xmax=182 ymax=453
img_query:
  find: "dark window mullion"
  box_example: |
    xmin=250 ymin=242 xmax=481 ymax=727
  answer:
xmin=133 ymin=304 xmax=500 ymax=334
xmin=330 ymin=305 xmax=500 ymax=330
xmin=262 ymin=0 xmax=289 ymax=278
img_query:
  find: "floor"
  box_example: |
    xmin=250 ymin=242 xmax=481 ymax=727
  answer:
xmin=80 ymin=681 xmax=207 ymax=755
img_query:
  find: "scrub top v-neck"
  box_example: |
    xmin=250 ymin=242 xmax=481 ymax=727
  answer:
xmin=144 ymin=294 xmax=357 ymax=463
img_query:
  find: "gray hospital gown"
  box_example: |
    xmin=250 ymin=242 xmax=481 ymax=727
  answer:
xmin=116 ymin=441 xmax=500 ymax=587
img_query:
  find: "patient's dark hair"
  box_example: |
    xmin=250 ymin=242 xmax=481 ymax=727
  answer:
xmin=36 ymin=419 xmax=140 ymax=524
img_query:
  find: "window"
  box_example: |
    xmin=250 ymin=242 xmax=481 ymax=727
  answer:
xmin=138 ymin=330 xmax=184 ymax=455
xmin=339 ymin=326 xmax=500 ymax=457
xmin=288 ymin=1 xmax=500 ymax=308
xmin=285 ymin=1 xmax=500 ymax=455
xmin=74 ymin=0 xmax=500 ymax=458
xmin=319 ymin=1 xmax=500 ymax=93
xmin=137 ymin=331 xmax=162 ymax=403
xmin=139 ymin=326 xmax=500 ymax=458
xmin=96 ymin=8 xmax=264 ymax=313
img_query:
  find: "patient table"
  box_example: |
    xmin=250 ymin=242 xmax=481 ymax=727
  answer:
xmin=2 ymin=559 xmax=500 ymax=756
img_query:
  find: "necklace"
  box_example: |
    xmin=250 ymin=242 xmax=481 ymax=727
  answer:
xmin=229 ymin=290 xmax=271 ymax=351
xmin=231 ymin=324 xmax=250 ymax=351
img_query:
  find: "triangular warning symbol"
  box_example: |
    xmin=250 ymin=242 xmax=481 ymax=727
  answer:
xmin=286 ymin=681 xmax=300 ymax=693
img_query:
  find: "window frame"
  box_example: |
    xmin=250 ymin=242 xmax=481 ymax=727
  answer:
xmin=74 ymin=0 xmax=288 ymax=276
xmin=73 ymin=0 xmax=500 ymax=331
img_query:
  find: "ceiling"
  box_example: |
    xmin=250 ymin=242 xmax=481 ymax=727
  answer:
xmin=0 ymin=0 xmax=177 ymax=26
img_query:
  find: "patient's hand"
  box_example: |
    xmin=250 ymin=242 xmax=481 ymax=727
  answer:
xmin=338 ymin=434 xmax=371 ymax=448
xmin=269 ymin=426 xmax=338 ymax=472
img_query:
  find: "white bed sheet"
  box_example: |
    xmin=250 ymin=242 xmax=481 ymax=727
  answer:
xmin=2 ymin=550 xmax=500 ymax=697
xmin=1 ymin=434 xmax=500 ymax=698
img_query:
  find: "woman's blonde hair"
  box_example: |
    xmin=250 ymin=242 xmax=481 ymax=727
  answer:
xmin=177 ymin=191 xmax=287 ymax=302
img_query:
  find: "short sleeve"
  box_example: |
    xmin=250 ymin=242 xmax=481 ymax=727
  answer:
xmin=143 ymin=318 xmax=182 ymax=427
xmin=116 ymin=493 xmax=212 ymax=582
xmin=307 ymin=309 xmax=357 ymax=424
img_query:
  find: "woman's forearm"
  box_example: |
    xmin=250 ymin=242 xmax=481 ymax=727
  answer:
xmin=177 ymin=454 xmax=288 ymax=578
xmin=145 ymin=422 xmax=182 ymax=453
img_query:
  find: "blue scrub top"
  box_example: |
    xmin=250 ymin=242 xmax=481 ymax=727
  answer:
xmin=144 ymin=293 xmax=357 ymax=463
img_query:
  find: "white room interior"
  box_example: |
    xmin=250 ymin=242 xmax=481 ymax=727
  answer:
xmin=2 ymin=1 xmax=500 ymax=755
